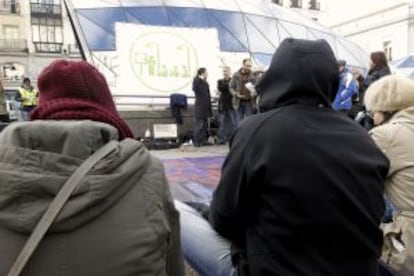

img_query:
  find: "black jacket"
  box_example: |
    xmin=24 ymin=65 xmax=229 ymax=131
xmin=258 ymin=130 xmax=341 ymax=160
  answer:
xmin=363 ymin=66 xmax=391 ymax=90
xmin=192 ymin=77 xmax=212 ymax=119
xmin=217 ymin=78 xmax=233 ymax=112
xmin=209 ymin=39 xmax=389 ymax=276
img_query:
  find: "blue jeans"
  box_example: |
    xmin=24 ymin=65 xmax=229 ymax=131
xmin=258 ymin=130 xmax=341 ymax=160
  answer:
xmin=382 ymin=195 xmax=397 ymax=223
xmin=237 ymin=101 xmax=253 ymax=124
xmin=174 ymin=201 xmax=236 ymax=276
xmin=193 ymin=118 xmax=208 ymax=146
xmin=20 ymin=106 xmax=35 ymax=121
xmin=218 ymin=110 xmax=237 ymax=144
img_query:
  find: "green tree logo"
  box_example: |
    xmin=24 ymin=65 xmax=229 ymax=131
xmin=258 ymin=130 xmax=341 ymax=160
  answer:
xmin=130 ymin=32 xmax=199 ymax=93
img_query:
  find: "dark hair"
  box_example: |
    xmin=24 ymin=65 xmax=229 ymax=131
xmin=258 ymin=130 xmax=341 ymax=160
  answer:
xmin=242 ymin=58 xmax=251 ymax=65
xmin=196 ymin=67 xmax=206 ymax=77
xmin=370 ymin=51 xmax=388 ymax=68
xmin=337 ymin=59 xmax=346 ymax=67
xmin=23 ymin=77 xmax=31 ymax=84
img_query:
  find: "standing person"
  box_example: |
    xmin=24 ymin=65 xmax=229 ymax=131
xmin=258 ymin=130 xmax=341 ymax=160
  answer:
xmin=332 ymin=59 xmax=358 ymax=117
xmin=176 ymin=39 xmax=389 ymax=276
xmin=363 ymin=51 xmax=391 ymax=129
xmin=0 ymin=60 xmax=184 ymax=276
xmin=217 ymin=66 xmax=236 ymax=144
xmin=16 ymin=77 xmax=38 ymax=121
xmin=365 ymin=75 xmax=414 ymax=276
xmin=364 ymin=51 xmax=391 ymax=89
xmin=230 ymin=59 xmax=256 ymax=123
xmin=353 ymin=68 xmax=368 ymax=125
xmin=0 ymin=79 xmax=6 ymax=120
xmin=192 ymin=67 xmax=212 ymax=147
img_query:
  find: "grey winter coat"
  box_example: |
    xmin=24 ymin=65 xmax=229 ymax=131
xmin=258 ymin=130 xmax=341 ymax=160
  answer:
xmin=0 ymin=120 xmax=184 ymax=276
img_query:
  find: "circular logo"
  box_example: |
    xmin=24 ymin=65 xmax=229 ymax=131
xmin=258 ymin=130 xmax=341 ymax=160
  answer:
xmin=130 ymin=32 xmax=198 ymax=93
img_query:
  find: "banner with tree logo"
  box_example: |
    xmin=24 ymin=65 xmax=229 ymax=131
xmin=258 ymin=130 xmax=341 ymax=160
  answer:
xmin=116 ymin=23 xmax=221 ymax=96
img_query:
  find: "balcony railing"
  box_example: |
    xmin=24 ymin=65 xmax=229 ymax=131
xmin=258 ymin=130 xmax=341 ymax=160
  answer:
xmin=0 ymin=0 xmax=20 ymax=14
xmin=0 ymin=39 xmax=27 ymax=52
xmin=34 ymin=42 xmax=63 ymax=54
xmin=30 ymin=3 xmax=61 ymax=16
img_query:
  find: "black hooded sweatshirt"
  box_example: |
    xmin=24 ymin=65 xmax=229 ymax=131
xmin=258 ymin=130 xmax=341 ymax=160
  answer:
xmin=209 ymin=39 xmax=389 ymax=276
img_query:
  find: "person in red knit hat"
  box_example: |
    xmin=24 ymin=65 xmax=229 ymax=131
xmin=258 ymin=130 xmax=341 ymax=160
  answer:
xmin=0 ymin=60 xmax=184 ymax=276
xmin=31 ymin=59 xmax=133 ymax=139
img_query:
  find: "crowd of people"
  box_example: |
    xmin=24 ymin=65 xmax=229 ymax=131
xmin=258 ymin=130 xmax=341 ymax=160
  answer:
xmin=0 ymin=37 xmax=413 ymax=276
xmin=192 ymin=50 xmax=393 ymax=146
xmin=186 ymin=40 xmax=413 ymax=276
xmin=192 ymin=58 xmax=264 ymax=146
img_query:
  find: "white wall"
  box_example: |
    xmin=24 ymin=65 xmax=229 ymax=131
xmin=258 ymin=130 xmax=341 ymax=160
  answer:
xmin=331 ymin=4 xmax=411 ymax=60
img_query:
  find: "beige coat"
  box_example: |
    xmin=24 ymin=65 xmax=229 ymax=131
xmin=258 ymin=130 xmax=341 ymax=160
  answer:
xmin=0 ymin=121 xmax=184 ymax=276
xmin=370 ymin=106 xmax=414 ymax=275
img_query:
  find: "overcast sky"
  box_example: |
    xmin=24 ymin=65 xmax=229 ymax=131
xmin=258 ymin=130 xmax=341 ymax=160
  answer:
xmin=321 ymin=0 xmax=409 ymax=25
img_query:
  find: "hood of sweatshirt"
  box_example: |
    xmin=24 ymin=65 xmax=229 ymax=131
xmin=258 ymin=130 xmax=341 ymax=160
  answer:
xmin=256 ymin=38 xmax=340 ymax=112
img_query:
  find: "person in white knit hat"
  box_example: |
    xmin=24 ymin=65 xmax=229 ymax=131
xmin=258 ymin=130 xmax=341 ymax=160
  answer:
xmin=365 ymin=74 xmax=414 ymax=276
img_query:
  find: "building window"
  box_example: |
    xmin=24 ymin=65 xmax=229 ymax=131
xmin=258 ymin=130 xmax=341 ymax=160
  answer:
xmin=272 ymin=0 xmax=283 ymax=5
xmin=383 ymin=41 xmax=393 ymax=61
xmin=0 ymin=25 xmax=26 ymax=52
xmin=31 ymin=17 xmax=63 ymax=53
xmin=308 ymin=0 xmax=320 ymax=10
xmin=3 ymin=25 xmax=19 ymax=39
xmin=290 ymin=0 xmax=302 ymax=8
xmin=0 ymin=0 xmax=20 ymax=14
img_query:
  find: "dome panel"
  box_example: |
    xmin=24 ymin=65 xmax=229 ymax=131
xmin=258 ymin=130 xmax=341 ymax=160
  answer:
xmin=119 ymin=0 xmax=164 ymax=7
xmin=279 ymin=20 xmax=308 ymax=40
xmin=207 ymin=10 xmax=249 ymax=52
xmin=252 ymin=53 xmax=273 ymax=66
xmin=166 ymin=7 xmax=209 ymax=27
xmin=127 ymin=7 xmax=171 ymax=25
xmin=277 ymin=21 xmax=293 ymax=43
xmin=237 ymin=0 xmax=274 ymax=17
xmin=77 ymin=8 xmax=125 ymax=36
xmin=69 ymin=0 xmax=369 ymax=69
xmin=246 ymin=15 xmax=279 ymax=47
xmin=202 ymin=0 xmax=239 ymax=12
xmin=163 ymin=0 xmax=204 ymax=8
xmin=244 ymin=17 xmax=277 ymax=53
xmin=77 ymin=13 xmax=115 ymax=50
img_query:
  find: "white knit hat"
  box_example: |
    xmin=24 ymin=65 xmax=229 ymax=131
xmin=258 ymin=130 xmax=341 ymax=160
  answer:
xmin=364 ymin=75 xmax=414 ymax=112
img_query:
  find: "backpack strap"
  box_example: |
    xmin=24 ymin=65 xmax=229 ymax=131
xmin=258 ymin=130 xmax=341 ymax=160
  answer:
xmin=7 ymin=141 xmax=119 ymax=276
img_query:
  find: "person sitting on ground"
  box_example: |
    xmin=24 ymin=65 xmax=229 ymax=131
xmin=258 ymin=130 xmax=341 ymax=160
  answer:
xmin=175 ymin=38 xmax=389 ymax=276
xmin=0 ymin=60 xmax=184 ymax=276
xmin=365 ymin=75 xmax=414 ymax=276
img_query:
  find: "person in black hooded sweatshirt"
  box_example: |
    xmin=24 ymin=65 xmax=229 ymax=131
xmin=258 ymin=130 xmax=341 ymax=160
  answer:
xmin=175 ymin=38 xmax=389 ymax=276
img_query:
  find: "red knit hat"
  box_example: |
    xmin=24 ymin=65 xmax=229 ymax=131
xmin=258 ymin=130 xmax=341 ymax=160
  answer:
xmin=31 ymin=60 xmax=133 ymax=140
